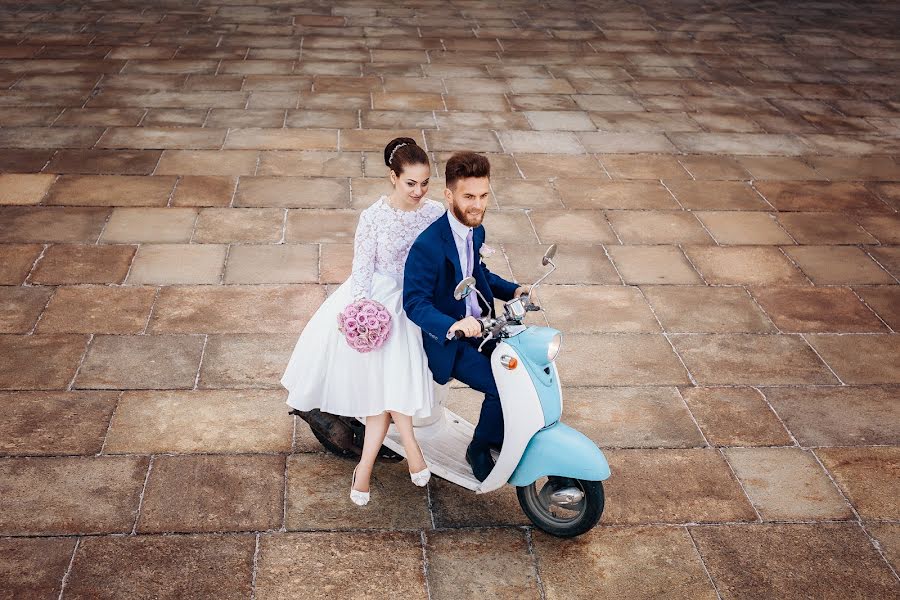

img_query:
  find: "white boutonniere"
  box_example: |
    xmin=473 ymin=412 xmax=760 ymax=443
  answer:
xmin=479 ymin=244 xmax=496 ymax=260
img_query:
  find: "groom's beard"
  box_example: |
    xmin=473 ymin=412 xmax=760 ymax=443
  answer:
xmin=451 ymin=203 xmax=485 ymax=228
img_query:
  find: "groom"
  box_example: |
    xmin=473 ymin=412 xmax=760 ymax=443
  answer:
xmin=403 ymin=151 xmax=528 ymax=481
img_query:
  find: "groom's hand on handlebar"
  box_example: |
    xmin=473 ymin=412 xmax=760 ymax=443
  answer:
xmin=450 ymin=316 xmax=482 ymax=339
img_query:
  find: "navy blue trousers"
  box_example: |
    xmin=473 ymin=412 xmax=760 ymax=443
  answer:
xmin=450 ymin=340 xmax=503 ymax=449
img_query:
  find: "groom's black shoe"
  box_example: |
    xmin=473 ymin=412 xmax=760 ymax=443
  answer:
xmin=466 ymin=442 xmax=495 ymax=482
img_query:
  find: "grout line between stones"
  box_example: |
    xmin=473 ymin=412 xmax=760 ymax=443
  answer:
xmin=56 ymin=537 xmax=80 ymax=600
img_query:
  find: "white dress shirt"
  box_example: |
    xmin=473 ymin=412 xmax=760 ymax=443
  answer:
xmin=447 ymin=209 xmax=475 ymax=317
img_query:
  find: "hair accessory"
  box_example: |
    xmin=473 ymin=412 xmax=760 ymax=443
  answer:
xmin=388 ymin=142 xmax=410 ymax=164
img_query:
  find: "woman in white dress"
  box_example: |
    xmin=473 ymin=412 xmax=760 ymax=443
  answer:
xmin=281 ymin=137 xmax=446 ymax=506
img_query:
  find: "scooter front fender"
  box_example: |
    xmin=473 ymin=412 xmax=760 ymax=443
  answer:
xmin=508 ymin=422 xmax=610 ymax=487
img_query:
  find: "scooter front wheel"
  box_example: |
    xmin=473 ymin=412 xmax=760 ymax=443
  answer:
xmin=517 ymin=477 xmax=604 ymax=538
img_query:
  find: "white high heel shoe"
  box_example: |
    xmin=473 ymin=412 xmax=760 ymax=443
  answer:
xmin=410 ymin=466 xmax=431 ymax=487
xmin=350 ymin=466 xmax=370 ymax=506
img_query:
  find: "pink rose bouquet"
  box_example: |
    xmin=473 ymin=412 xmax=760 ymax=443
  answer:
xmin=337 ymin=299 xmax=392 ymax=353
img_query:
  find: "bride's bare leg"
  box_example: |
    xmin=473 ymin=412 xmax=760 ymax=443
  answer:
xmin=389 ymin=411 xmax=427 ymax=473
xmin=355 ymin=412 xmax=391 ymax=493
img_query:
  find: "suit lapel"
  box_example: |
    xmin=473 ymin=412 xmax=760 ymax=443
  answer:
xmin=440 ymin=213 xmax=464 ymax=285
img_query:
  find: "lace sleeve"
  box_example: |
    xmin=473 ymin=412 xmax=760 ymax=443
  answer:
xmin=350 ymin=210 xmax=376 ymax=300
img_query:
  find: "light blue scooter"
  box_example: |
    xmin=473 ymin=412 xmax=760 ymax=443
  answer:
xmin=380 ymin=244 xmax=611 ymax=537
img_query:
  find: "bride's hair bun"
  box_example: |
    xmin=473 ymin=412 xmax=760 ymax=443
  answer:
xmin=384 ymin=137 xmax=428 ymax=175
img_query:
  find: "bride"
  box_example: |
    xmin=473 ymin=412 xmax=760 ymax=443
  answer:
xmin=280 ymin=137 xmax=446 ymax=506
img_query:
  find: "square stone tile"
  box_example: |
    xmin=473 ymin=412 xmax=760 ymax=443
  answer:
xmin=750 ymin=287 xmax=887 ymax=332
xmin=284 ymin=109 xmax=359 ymax=129
xmin=524 ymin=110 xmax=595 ymax=131
xmin=193 ymin=208 xmax=284 ymax=243
xmin=539 ymin=285 xmax=659 ymax=333
xmin=507 ymin=94 xmax=577 ymax=111
xmin=0 ymin=456 xmax=149 ymax=535
xmin=725 ymin=447 xmax=852 ymax=520
xmin=478 ymin=210 xmax=539 ymax=243
xmin=754 ymin=182 xmax=887 ymax=212
xmin=255 ymin=531 xmax=427 ymax=600
xmin=668 ymin=132 xmax=808 ymax=155
xmin=504 ymin=244 xmax=620 ymax=285
xmin=606 ymin=246 xmax=703 ymax=284
xmin=683 ymin=246 xmax=807 ymax=285
xmin=154 ymin=150 xmax=259 ymax=176
xmin=854 ymin=286 xmax=900 ymax=330
xmin=198 ymin=334 xmax=296 ymax=389
xmin=530 ymin=210 xmax=617 ymax=244
xmin=37 ymin=285 xmax=156 ymax=334
xmin=678 ymin=155 xmax=752 ymax=180
xmin=224 ymin=128 xmax=336 ymax=150
xmin=681 ymin=387 xmax=792 ymax=447
xmin=149 ymin=285 xmax=323 ymax=334
xmin=30 ymin=244 xmax=136 ymax=284
xmin=0 ymin=149 xmax=54 ymax=172
xmin=691 ymin=524 xmax=899 ymax=600
xmin=0 ymin=391 xmax=118 ymax=455
xmin=171 ymin=175 xmax=236 ymax=207
xmin=735 ymin=156 xmax=825 ymax=180
xmin=206 ymin=108 xmax=286 ymax=128
xmin=53 ymin=108 xmax=145 ymax=127
xmin=138 ymin=454 xmax=284 ymax=533
xmin=65 ymin=534 xmax=254 ymax=600
xmin=600 ymin=154 xmax=691 ymax=179
xmin=426 ymin=529 xmax=540 ymax=600
xmin=430 ymin=476 xmax=529 ymax=528
xmin=556 ymin=334 xmax=691 ymax=386
xmin=0 ymin=244 xmax=42 ymax=284
xmin=98 ymin=126 xmax=226 ymax=150
xmin=606 ymin=210 xmax=712 ymax=244
xmin=0 ymin=173 xmax=55 ymax=205
xmin=696 ymin=211 xmax=793 ymax=245
xmin=0 ymin=334 xmax=88 ymax=390
xmin=580 ymin=132 xmax=678 ymax=154
xmin=777 ymin=212 xmax=879 ymax=245
xmin=100 ymin=207 xmax=198 ymax=243
xmin=556 ymin=180 xmax=679 ymax=210
xmin=75 ymin=334 xmax=205 ymax=390
xmin=285 ymin=453 xmax=429 ymax=530
xmin=320 ymin=243 xmax=353 ymax=283
xmin=104 ymin=389 xmax=292 ymax=453
xmin=806 ymin=334 xmax=900 ymax=384
xmin=127 ymin=244 xmax=226 ymax=284
xmin=234 ymin=176 xmax=350 ymax=208
xmin=0 ymin=537 xmax=76 ymax=600
xmin=817 ymin=447 xmax=899 ymax=520
xmin=256 ymin=151 xmax=363 ymax=177
xmin=533 ymin=526 xmax=718 ymax=600
xmin=672 ymin=333 xmax=837 ymax=385
xmin=783 ymin=246 xmax=894 ymax=284
xmin=602 ymin=449 xmax=757 ymax=524
xmin=0 ymin=286 xmax=52 ymax=333
xmin=642 ymin=286 xmax=775 ymax=333
xmin=764 ymin=386 xmax=900 ymax=446
xmin=224 ymin=244 xmax=318 ymax=284
xmin=141 ymin=108 xmax=208 ymax=127
xmin=45 ymin=175 xmax=177 ymax=207
xmin=564 ymin=386 xmax=705 ymax=448
xmin=497 ymin=130 xmax=585 ymax=154
xmin=664 ymin=181 xmax=771 ymax=210
xmin=285 ymin=209 xmax=360 ymax=243
xmin=491 ymin=180 xmax=563 ymax=209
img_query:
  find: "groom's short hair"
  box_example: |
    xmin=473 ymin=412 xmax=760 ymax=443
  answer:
xmin=445 ymin=151 xmax=490 ymax=189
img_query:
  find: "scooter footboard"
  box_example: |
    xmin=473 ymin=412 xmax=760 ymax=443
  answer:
xmin=508 ymin=422 xmax=610 ymax=487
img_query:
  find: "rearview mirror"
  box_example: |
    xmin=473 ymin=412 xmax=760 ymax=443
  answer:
xmin=541 ymin=244 xmax=558 ymax=266
xmin=454 ymin=276 xmax=476 ymax=301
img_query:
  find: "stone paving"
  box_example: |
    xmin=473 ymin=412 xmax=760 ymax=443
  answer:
xmin=0 ymin=0 xmax=899 ymax=598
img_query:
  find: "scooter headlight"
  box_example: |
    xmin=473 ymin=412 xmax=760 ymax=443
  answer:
xmin=547 ymin=333 xmax=561 ymax=362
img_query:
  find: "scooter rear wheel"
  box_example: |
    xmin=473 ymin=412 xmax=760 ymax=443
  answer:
xmin=517 ymin=477 xmax=604 ymax=538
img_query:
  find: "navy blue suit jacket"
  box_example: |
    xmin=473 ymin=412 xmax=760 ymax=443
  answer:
xmin=403 ymin=212 xmax=519 ymax=384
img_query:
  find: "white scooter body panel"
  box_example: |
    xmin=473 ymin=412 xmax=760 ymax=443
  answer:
xmin=476 ymin=341 xmax=546 ymax=493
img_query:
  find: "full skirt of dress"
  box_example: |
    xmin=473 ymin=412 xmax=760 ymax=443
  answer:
xmin=281 ymin=271 xmax=434 ymax=419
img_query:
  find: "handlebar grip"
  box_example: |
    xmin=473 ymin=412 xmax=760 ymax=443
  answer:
xmin=453 ymin=330 xmax=466 ymax=340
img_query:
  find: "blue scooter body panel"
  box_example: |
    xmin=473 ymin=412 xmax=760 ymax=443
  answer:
xmin=508 ymin=422 xmax=610 ymax=486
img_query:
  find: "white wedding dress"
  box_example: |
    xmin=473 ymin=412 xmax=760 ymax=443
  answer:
xmin=281 ymin=196 xmax=446 ymax=418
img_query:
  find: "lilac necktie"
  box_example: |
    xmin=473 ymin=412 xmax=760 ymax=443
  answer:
xmin=465 ymin=229 xmax=480 ymax=317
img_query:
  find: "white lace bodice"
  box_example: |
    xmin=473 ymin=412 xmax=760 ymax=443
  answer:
xmin=351 ymin=196 xmax=446 ymax=299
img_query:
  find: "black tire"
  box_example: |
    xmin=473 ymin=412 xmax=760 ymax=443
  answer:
xmin=517 ymin=477 xmax=604 ymax=538
xmin=309 ymin=425 xmax=358 ymax=458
